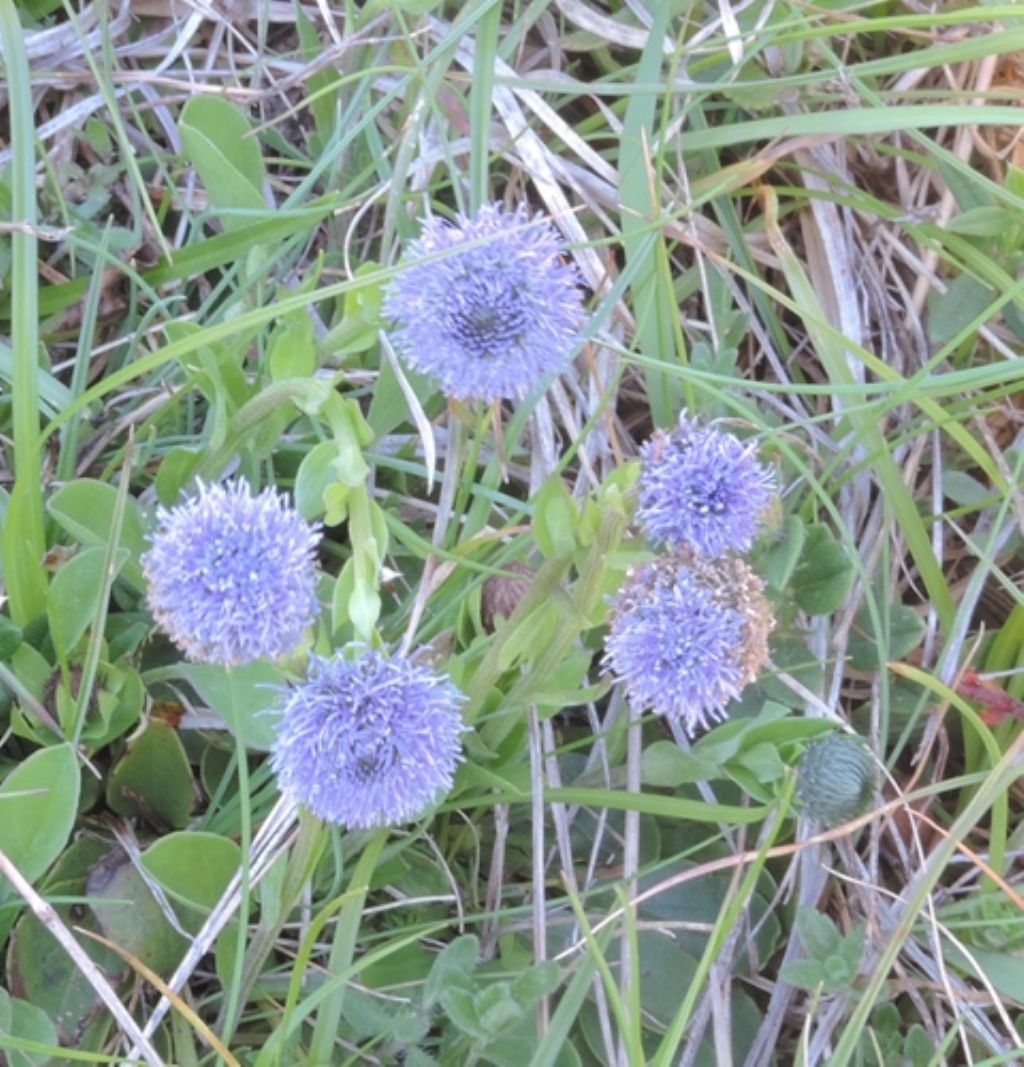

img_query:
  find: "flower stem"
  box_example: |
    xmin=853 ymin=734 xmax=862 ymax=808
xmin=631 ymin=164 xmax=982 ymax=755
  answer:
xmin=307 ymin=830 xmax=387 ymax=1063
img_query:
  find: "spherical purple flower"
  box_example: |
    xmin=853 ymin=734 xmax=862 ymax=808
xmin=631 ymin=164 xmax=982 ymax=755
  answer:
xmin=382 ymin=203 xmax=586 ymax=402
xmin=637 ymin=417 xmax=776 ymax=557
xmin=605 ymin=550 xmax=774 ymax=733
xmin=270 ymin=650 xmax=466 ymax=829
xmin=142 ymin=479 xmax=321 ymax=666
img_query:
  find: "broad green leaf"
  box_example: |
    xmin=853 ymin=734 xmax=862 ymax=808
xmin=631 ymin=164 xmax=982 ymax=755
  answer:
xmin=0 ymin=987 xmax=60 ymax=1066
xmin=760 ymin=514 xmax=806 ymax=592
xmin=295 ymin=440 xmax=338 ymax=521
xmin=791 ymin=524 xmax=854 ymax=616
xmin=532 ymin=476 xmax=577 ymax=559
xmin=179 ymin=96 xmax=266 ymax=229
xmin=142 ymin=831 xmax=241 ymax=934
xmin=7 ymin=870 xmax=120 ymax=1051
xmin=105 ymin=721 xmax=193 ymax=829
xmin=941 ymin=469 xmax=993 ymax=507
xmin=0 ymin=616 xmax=22 ymax=660
xmin=269 ymin=314 xmax=316 ymax=382
xmin=848 ymin=603 xmax=926 ymax=670
xmin=927 ymin=273 xmax=993 ymax=345
xmin=795 ymin=908 xmax=841 ymax=961
xmin=46 ymin=479 xmax=147 ymax=589
xmin=87 ymin=850 xmax=188 ymax=977
xmin=945 ymin=205 xmax=1016 ymax=237
xmin=639 ymin=740 xmax=720 ymax=787
xmin=779 ymin=958 xmax=827 ymax=991
xmin=424 ymin=934 xmax=479 ymax=1008
xmin=0 ymin=744 xmax=79 ymax=888
xmin=154 ymin=446 xmax=202 ymax=506
xmin=47 ymin=546 xmax=128 ymax=661
xmin=177 ymin=660 xmax=286 ymax=751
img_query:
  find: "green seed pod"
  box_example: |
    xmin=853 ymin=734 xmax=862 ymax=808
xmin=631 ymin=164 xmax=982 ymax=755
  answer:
xmin=797 ymin=733 xmax=877 ymax=828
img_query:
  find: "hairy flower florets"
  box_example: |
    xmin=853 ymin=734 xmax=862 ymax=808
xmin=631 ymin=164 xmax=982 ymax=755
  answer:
xmin=271 ymin=650 xmax=466 ymax=829
xmin=382 ymin=203 xmax=585 ymax=402
xmin=637 ymin=416 xmax=776 ymax=557
xmin=142 ymin=479 xmax=321 ymax=667
xmin=605 ymin=550 xmax=774 ymax=732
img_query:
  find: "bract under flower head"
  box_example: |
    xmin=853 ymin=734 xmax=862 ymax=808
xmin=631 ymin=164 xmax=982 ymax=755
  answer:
xmin=637 ymin=416 xmax=776 ymax=557
xmin=605 ymin=550 xmax=774 ymax=733
xmin=382 ymin=203 xmax=585 ymax=402
xmin=271 ymin=650 xmax=466 ymax=829
xmin=142 ymin=479 xmax=320 ymax=666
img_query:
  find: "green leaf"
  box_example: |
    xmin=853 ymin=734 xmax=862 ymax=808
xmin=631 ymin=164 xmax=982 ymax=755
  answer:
xmin=141 ymin=832 xmax=241 ymax=934
xmin=0 ymin=987 xmax=60 ymax=1066
xmin=945 ymin=205 xmax=1016 ymax=237
xmin=733 ymin=741 xmax=786 ymax=784
xmin=326 ymin=263 xmax=384 ymax=355
xmin=847 ymin=603 xmax=925 ymax=670
xmin=105 ymin=720 xmax=194 ymax=830
xmin=0 ymin=615 xmax=22 ymax=660
xmin=47 ymin=546 xmax=128 ymax=662
xmin=795 ymin=908 xmax=841 ymax=961
xmin=474 ymin=982 xmax=521 ymax=1035
xmin=178 ymin=96 xmax=266 ymax=229
xmin=424 ymin=934 xmax=478 ymax=1009
xmin=640 ymin=740 xmax=720 ymax=787
xmin=927 ymin=273 xmax=994 ymax=345
xmin=86 ymin=850 xmax=188 ymax=977
xmin=46 ymin=479 xmax=147 ymax=590
xmin=8 ymin=886 xmax=123 ymax=1050
xmin=269 ymin=314 xmax=316 ymax=382
xmin=791 ymin=524 xmax=854 ymax=615
xmin=295 ymin=440 xmax=340 ymax=521
xmin=823 ymin=954 xmax=856 ymax=991
xmin=509 ymin=960 xmax=560 ymax=1006
xmin=153 ymin=447 xmax=202 ymax=506
xmin=760 ymin=514 xmax=806 ymax=592
xmin=0 ymin=744 xmax=80 ymax=888
xmin=779 ymin=958 xmax=826 ymax=991
xmin=941 ymin=469 xmax=993 ymax=507
xmin=837 ymin=924 xmax=865 ymax=977
xmin=441 ymin=986 xmax=486 ymax=1041
xmin=533 ymin=476 xmax=577 ymax=559
xmin=177 ymin=660 xmax=286 ymax=751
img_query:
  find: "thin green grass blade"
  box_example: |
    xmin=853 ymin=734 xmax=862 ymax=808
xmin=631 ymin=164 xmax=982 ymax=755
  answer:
xmin=619 ymin=4 xmax=683 ymax=428
xmin=827 ymin=733 xmax=1024 ymax=1067
xmin=0 ymin=0 xmax=47 ymax=625
xmin=308 ymin=833 xmax=387 ymax=1063
xmin=469 ymin=0 xmax=501 ymax=212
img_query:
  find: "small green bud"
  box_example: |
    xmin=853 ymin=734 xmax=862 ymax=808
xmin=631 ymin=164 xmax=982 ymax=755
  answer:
xmin=797 ymin=733 xmax=877 ymax=828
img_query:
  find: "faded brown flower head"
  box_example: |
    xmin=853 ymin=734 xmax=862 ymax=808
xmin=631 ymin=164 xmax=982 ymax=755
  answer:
xmin=482 ymin=561 xmax=534 ymax=631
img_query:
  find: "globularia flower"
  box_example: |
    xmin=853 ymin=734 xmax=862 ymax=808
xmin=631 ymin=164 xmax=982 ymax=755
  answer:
xmin=271 ymin=650 xmax=466 ymax=829
xmin=797 ymin=733 xmax=877 ymax=828
xmin=382 ymin=203 xmax=586 ymax=402
xmin=637 ymin=417 xmax=776 ymax=557
xmin=142 ymin=479 xmax=320 ymax=666
xmin=605 ymin=550 xmax=774 ymax=732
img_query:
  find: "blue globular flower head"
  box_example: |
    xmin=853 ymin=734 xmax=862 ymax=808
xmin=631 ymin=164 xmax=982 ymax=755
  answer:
xmin=636 ymin=416 xmax=776 ymax=557
xmin=270 ymin=649 xmax=466 ymax=829
xmin=142 ymin=479 xmax=321 ymax=666
xmin=604 ymin=550 xmax=774 ymax=733
xmin=382 ymin=202 xmax=586 ymax=402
